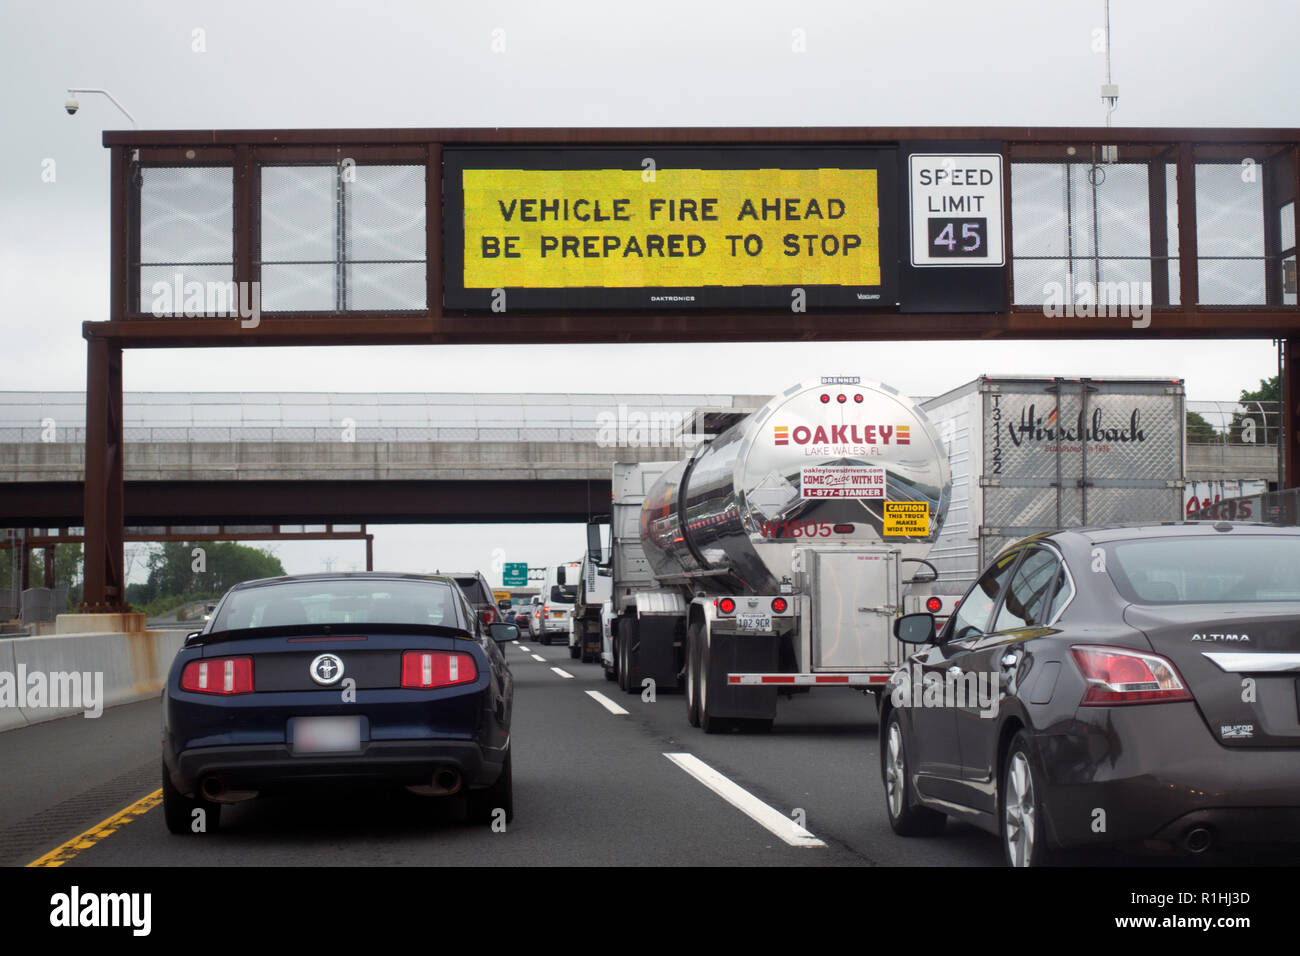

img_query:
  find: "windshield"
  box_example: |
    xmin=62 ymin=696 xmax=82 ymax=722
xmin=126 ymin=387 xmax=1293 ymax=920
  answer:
xmin=211 ymin=579 xmax=462 ymax=631
xmin=1107 ymin=536 xmax=1300 ymax=604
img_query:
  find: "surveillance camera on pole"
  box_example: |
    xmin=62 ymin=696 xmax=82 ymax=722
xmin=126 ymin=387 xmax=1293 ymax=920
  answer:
xmin=63 ymin=87 xmax=137 ymax=127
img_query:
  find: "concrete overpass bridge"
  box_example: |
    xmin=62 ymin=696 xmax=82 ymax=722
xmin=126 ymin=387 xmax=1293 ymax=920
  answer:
xmin=0 ymin=390 xmax=766 ymax=526
xmin=1 ymin=389 xmax=1281 ymax=528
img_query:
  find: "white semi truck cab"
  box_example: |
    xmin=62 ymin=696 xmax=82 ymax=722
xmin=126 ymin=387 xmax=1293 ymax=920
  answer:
xmin=597 ymin=376 xmax=951 ymax=733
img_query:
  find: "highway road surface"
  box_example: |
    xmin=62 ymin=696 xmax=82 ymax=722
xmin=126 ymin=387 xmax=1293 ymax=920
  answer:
xmin=2 ymin=641 xmax=1294 ymax=868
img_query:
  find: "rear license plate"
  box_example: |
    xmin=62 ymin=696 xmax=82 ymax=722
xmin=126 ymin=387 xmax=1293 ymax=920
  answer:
xmin=292 ymin=716 xmax=361 ymax=755
xmin=737 ymin=614 xmax=772 ymax=631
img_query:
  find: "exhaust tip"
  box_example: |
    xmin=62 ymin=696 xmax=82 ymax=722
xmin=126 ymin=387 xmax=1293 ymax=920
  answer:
xmin=406 ymin=766 xmax=463 ymax=797
xmin=435 ymin=768 xmax=462 ymax=794
xmin=1184 ymin=826 xmax=1214 ymax=854
xmin=200 ymin=774 xmax=225 ymax=801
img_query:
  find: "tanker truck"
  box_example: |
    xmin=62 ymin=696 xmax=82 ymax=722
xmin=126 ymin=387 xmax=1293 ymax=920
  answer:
xmin=594 ymin=376 xmax=951 ymax=733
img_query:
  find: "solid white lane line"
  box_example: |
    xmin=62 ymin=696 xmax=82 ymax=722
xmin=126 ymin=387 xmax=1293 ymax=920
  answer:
xmin=551 ymin=667 xmax=575 ymax=679
xmin=585 ymin=690 xmax=629 ymax=715
xmin=663 ymin=752 xmax=826 ymax=848
xmin=531 ymin=654 xmax=547 ymax=662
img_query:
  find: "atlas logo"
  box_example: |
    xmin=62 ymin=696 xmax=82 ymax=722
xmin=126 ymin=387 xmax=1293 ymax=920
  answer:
xmin=310 ymin=654 xmax=345 ymax=686
xmin=774 ymin=424 xmax=910 ymax=446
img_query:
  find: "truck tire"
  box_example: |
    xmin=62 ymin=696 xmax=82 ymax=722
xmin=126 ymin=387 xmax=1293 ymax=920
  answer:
xmin=881 ymin=709 xmax=946 ymax=837
xmin=685 ymin=621 xmax=701 ymax=727
xmin=620 ymin=618 xmax=641 ymax=696
xmin=162 ymin=760 xmax=221 ymax=835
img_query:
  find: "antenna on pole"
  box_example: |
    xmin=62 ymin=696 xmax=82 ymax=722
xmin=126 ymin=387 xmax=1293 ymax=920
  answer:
xmin=1098 ymin=0 xmax=1119 ymax=162
xmin=1100 ymin=1 xmax=1118 ymax=129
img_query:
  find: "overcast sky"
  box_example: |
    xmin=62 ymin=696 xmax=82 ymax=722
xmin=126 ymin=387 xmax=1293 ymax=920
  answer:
xmin=2 ymin=0 xmax=1295 ymax=585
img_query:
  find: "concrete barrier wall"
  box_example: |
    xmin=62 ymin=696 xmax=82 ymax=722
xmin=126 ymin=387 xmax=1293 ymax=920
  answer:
xmin=0 ymin=629 xmax=185 ymax=734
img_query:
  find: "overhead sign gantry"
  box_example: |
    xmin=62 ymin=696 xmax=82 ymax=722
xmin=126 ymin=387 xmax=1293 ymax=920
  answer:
xmin=78 ymin=125 xmax=1300 ymax=609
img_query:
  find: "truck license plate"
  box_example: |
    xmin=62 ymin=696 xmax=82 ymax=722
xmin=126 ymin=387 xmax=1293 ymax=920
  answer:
xmin=737 ymin=614 xmax=772 ymax=631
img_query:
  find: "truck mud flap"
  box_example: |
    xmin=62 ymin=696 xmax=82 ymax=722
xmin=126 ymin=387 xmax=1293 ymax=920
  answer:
xmin=708 ymin=631 xmax=778 ymax=720
xmin=635 ymin=616 xmax=680 ymax=690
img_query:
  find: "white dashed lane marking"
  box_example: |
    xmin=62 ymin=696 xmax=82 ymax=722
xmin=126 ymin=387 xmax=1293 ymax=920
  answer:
xmin=663 ymin=752 xmax=826 ymax=848
xmin=531 ymin=654 xmax=547 ymax=663
xmin=550 ymin=667 xmax=575 ymax=679
xmin=585 ymin=690 xmax=629 ymax=715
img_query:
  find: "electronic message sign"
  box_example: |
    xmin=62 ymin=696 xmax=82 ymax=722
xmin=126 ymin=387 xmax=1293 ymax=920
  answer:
xmin=443 ymin=148 xmax=899 ymax=310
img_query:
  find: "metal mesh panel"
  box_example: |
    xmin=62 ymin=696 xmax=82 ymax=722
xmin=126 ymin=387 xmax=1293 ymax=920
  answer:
xmin=1186 ymin=400 xmax=1280 ymax=445
xmin=1011 ymin=159 xmax=1174 ymax=307
xmin=259 ymin=164 xmax=426 ymax=311
xmin=1195 ymin=163 xmax=1267 ymax=305
xmin=137 ymin=167 xmax=234 ymax=314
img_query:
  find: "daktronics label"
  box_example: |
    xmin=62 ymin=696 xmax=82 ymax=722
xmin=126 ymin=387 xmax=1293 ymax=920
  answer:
xmin=801 ymin=465 xmax=885 ymax=498
xmin=774 ymin=423 xmax=910 ymax=446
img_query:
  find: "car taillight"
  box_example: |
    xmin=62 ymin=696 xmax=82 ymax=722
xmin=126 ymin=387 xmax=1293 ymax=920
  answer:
xmin=771 ymin=597 xmax=788 ymax=614
xmin=542 ymin=606 xmax=549 ymax=619
xmin=718 ymin=597 xmax=736 ymax=614
xmin=401 ymin=651 xmax=478 ymax=689
xmin=1070 ymin=645 xmax=1193 ymax=705
xmin=181 ymin=657 xmax=254 ymax=695
xmin=926 ymin=596 xmax=943 ymax=613
xmin=481 ymin=608 xmax=495 ymax=625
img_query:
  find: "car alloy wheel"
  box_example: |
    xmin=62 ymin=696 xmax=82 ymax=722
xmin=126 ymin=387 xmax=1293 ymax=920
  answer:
xmin=884 ymin=722 xmax=906 ymax=821
xmin=1002 ymin=742 xmax=1050 ymax=867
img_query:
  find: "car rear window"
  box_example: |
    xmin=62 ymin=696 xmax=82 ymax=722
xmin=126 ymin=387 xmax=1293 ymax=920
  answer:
xmin=1107 ymin=536 xmax=1300 ymax=603
xmin=213 ymin=579 xmax=461 ymax=630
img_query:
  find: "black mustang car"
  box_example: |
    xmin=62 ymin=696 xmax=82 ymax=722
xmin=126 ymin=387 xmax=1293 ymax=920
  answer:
xmin=162 ymin=572 xmax=515 ymax=833
xmin=881 ymin=522 xmax=1300 ymax=865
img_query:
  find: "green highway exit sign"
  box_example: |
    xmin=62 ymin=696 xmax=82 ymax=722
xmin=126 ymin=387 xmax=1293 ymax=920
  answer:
xmin=503 ymin=563 xmax=528 ymax=587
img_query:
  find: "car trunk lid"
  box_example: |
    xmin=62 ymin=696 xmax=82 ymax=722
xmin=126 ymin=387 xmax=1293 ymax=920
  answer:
xmin=1124 ymin=603 xmax=1300 ymax=747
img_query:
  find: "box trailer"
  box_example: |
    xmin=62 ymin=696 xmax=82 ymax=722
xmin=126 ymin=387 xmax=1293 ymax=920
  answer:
xmin=921 ymin=375 xmax=1186 ymax=602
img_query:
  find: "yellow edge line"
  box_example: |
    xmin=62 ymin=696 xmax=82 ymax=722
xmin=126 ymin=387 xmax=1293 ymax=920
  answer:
xmin=26 ymin=790 xmax=163 ymax=867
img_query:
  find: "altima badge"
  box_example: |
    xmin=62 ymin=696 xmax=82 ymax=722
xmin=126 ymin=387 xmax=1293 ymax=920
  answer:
xmin=310 ymin=654 xmax=345 ymax=686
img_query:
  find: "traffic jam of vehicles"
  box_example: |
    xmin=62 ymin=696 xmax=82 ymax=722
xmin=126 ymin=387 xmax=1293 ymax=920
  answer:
xmin=165 ymin=374 xmax=1300 ymax=866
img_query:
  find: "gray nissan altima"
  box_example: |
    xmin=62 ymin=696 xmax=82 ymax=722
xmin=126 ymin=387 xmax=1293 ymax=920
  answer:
xmin=881 ymin=522 xmax=1300 ymax=866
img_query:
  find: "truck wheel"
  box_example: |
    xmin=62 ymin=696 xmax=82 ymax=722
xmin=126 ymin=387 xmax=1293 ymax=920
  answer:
xmin=685 ymin=622 xmax=701 ymax=727
xmin=467 ymin=748 xmax=513 ymax=826
xmin=698 ymin=630 xmax=733 ymax=734
xmin=621 ymin=618 xmax=641 ymax=695
xmin=162 ymin=760 xmax=221 ymax=835
xmin=881 ymin=709 xmax=946 ymax=837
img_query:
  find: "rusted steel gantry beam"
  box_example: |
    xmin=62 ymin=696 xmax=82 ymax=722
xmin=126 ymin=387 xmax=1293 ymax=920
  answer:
xmin=78 ymin=125 xmax=1300 ymax=609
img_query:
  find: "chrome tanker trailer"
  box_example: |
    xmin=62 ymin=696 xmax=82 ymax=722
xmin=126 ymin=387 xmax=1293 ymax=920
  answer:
xmin=599 ymin=376 xmax=951 ymax=733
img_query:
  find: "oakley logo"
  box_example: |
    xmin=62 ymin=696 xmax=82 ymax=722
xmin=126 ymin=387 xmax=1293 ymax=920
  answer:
xmin=310 ymin=654 xmax=345 ymax=686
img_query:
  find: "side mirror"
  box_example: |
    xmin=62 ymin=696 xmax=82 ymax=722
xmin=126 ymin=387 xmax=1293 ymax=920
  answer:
xmin=556 ymin=566 xmax=567 ymax=586
xmin=894 ymin=612 xmax=936 ymax=645
xmin=497 ymin=599 xmax=511 ymax=611
xmin=586 ymin=522 xmax=603 ymax=564
xmin=489 ymin=623 xmax=520 ymax=644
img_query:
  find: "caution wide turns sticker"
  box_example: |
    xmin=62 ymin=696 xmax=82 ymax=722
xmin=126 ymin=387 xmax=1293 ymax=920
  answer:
xmin=883 ymin=501 xmax=930 ymax=536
